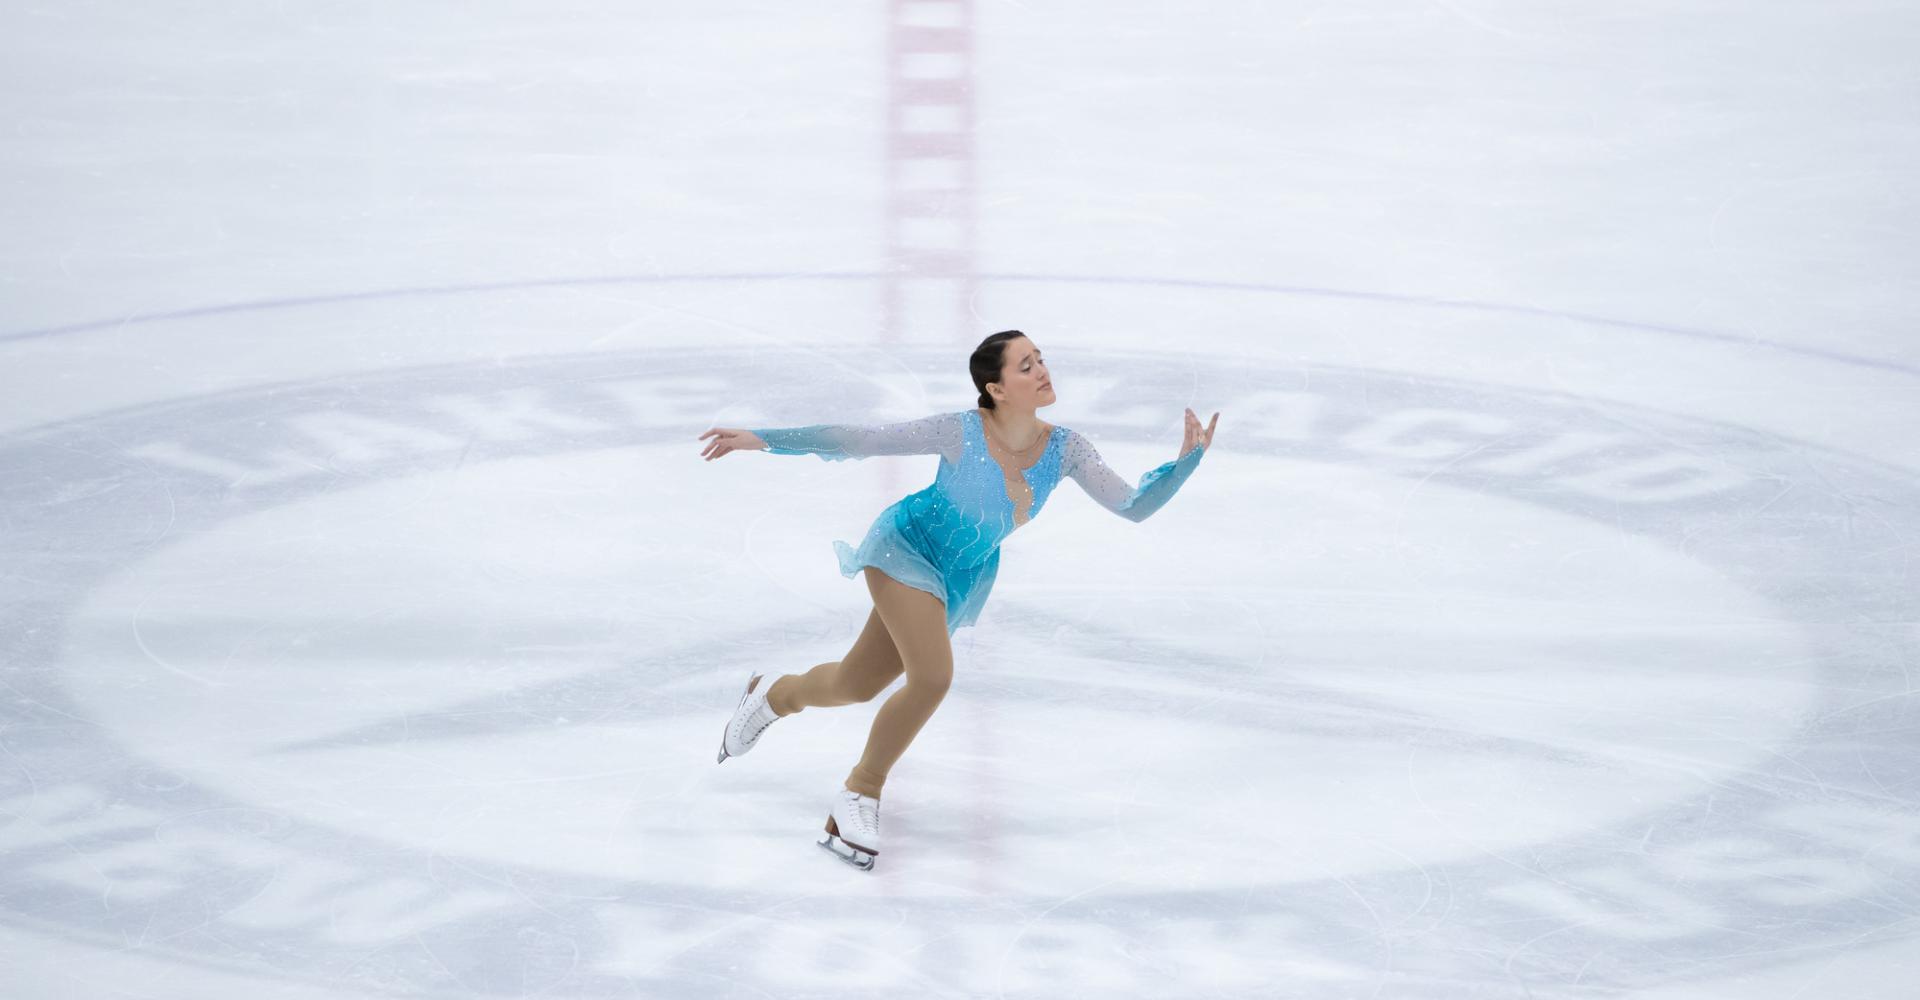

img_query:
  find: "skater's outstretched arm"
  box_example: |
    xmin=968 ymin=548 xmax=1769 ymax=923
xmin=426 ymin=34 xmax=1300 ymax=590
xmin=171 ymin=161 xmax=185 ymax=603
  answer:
xmin=1062 ymin=408 xmax=1217 ymax=522
xmin=702 ymin=411 xmax=965 ymax=463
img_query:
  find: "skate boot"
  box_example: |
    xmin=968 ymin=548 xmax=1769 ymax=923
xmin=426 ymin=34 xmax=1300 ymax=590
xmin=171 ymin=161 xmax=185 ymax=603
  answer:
xmin=818 ymin=786 xmax=881 ymax=872
xmin=715 ymin=672 xmax=786 ymax=764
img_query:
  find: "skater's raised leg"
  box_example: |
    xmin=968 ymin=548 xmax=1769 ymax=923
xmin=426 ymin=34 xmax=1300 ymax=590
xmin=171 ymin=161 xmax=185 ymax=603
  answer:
xmin=764 ymin=607 xmax=904 ymax=717
xmin=724 ymin=603 xmax=915 ymax=766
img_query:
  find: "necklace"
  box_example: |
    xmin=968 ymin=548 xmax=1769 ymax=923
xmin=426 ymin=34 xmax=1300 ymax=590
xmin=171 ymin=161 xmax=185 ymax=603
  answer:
xmin=980 ymin=410 xmax=1047 ymax=456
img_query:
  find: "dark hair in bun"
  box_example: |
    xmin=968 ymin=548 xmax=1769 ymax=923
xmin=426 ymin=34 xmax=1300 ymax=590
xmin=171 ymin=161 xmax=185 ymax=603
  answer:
xmin=969 ymin=330 xmax=1028 ymax=410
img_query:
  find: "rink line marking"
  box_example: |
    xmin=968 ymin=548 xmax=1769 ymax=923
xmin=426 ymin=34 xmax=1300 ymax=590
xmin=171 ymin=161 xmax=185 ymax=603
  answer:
xmin=5 ymin=269 xmax=1914 ymax=380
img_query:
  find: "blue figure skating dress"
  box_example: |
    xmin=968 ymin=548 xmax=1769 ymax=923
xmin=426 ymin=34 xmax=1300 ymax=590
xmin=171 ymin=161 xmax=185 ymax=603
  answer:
xmin=751 ymin=408 xmax=1207 ymax=635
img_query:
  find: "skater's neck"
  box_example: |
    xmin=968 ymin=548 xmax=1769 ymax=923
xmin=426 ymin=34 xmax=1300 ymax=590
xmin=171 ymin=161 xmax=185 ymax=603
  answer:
xmin=977 ymin=406 xmax=1047 ymax=451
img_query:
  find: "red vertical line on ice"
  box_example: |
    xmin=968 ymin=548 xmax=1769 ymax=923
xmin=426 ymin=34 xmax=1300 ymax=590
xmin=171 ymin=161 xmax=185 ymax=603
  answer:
xmin=880 ymin=0 xmax=998 ymax=890
xmin=883 ymin=0 xmax=978 ymax=336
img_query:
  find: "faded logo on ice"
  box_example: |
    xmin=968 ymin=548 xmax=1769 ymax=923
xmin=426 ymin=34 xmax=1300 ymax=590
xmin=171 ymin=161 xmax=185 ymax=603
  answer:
xmin=0 ymin=340 xmax=1916 ymax=996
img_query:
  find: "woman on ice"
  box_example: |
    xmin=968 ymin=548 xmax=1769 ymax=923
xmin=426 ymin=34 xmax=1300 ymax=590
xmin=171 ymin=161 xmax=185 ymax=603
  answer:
xmin=698 ymin=330 xmax=1219 ymax=871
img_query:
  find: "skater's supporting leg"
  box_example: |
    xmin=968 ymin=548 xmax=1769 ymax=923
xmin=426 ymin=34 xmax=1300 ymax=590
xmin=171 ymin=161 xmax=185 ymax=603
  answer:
xmin=766 ymin=608 xmax=904 ymax=717
xmin=846 ymin=567 xmax=953 ymax=799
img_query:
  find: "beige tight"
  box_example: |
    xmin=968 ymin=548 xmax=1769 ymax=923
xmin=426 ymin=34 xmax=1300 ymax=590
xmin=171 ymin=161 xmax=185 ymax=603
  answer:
xmin=763 ymin=567 xmax=953 ymax=800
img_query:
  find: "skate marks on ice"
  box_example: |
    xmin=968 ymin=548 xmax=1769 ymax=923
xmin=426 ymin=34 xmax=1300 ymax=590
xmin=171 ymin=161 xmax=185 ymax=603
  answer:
xmin=2 ymin=345 xmax=1917 ymax=996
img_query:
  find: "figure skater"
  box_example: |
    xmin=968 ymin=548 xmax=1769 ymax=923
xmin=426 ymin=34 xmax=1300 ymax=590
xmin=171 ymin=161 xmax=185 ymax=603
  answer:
xmin=697 ymin=330 xmax=1218 ymax=871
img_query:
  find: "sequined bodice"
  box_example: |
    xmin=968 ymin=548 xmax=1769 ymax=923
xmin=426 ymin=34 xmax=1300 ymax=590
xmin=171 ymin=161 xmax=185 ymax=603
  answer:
xmin=975 ymin=408 xmax=1058 ymax=527
xmin=890 ymin=409 xmax=1067 ymax=569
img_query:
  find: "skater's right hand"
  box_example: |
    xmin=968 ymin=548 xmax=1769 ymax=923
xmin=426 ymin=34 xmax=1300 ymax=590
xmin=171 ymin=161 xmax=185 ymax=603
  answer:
xmin=1182 ymin=407 xmax=1219 ymax=460
xmin=699 ymin=427 xmax=767 ymax=461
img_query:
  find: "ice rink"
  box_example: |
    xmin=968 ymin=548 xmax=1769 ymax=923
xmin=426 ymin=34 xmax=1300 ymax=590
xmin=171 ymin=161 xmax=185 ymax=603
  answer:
xmin=3 ymin=2 xmax=1917 ymax=997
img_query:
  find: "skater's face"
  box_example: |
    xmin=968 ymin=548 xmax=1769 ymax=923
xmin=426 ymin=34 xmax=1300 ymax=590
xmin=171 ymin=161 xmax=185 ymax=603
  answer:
xmin=991 ymin=338 xmax=1054 ymax=410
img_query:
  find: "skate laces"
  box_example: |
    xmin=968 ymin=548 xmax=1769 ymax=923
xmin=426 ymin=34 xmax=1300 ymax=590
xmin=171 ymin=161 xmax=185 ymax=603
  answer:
xmin=745 ymin=699 xmax=777 ymax=742
xmin=733 ymin=678 xmax=779 ymax=746
xmin=844 ymin=790 xmax=880 ymax=836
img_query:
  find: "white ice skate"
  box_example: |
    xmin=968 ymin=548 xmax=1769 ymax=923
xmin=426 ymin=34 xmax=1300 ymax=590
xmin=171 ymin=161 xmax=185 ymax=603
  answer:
xmin=818 ymin=787 xmax=881 ymax=872
xmin=715 ymin=672 xmax=785 ymax=764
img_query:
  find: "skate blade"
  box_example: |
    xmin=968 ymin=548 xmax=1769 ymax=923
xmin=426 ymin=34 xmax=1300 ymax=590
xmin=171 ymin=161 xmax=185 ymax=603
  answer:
xmin=818 ymin=834 xmax=876 ymax=871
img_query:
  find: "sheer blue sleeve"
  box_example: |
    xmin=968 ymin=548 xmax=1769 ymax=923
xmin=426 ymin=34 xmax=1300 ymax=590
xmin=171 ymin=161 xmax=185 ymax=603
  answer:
xmin=1061 ymin=429 xmax=1205 ymax=522
xmin=751 ymin=411 xmax=964 ymax=463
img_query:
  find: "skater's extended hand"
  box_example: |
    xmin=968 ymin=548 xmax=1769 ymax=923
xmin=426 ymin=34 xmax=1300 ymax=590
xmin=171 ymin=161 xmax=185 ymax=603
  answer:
xmin=699 ymin=427 xmax=767 ymax=461
xmin=1182 ymin=407 xmax=1219 ymax=459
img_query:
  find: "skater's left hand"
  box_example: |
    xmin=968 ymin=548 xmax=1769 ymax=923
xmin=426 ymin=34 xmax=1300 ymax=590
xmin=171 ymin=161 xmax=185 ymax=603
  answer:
xmin=699 ymin=427 xmax=768 ymax=461
xmin=1182 ymin=407 xmax=1218 ymax=459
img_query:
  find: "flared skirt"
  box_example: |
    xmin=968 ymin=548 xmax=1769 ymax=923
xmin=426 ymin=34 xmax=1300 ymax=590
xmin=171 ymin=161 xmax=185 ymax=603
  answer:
xmin=831 ymin=499 xmax=997 ymax=636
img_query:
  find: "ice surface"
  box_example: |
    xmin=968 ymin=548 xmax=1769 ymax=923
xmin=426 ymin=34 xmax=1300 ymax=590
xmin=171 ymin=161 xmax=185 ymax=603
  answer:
xmin=1 ymin=2 xmax=1916 ymax=998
